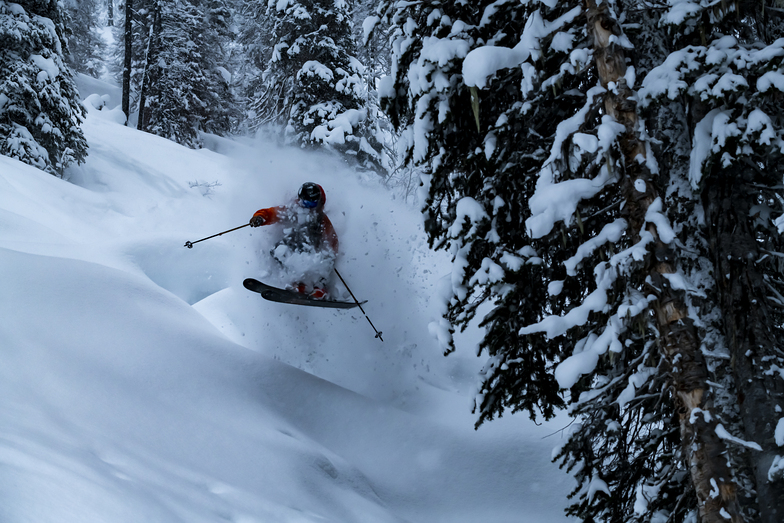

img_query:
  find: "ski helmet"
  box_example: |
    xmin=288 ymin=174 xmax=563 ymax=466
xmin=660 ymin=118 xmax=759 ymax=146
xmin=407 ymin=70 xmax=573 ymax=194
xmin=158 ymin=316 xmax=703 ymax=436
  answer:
xmin=298 ymin=182 xmax=323 ymax=208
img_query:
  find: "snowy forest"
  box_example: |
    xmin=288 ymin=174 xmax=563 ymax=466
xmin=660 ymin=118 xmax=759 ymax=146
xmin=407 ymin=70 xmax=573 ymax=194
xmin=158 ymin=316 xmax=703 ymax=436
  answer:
xmin=3 ymin=0 xmax=784 ymax=522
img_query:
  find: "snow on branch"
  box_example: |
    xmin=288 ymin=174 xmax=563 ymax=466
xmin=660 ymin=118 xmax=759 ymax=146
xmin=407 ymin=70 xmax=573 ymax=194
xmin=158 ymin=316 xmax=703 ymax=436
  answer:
xmin=520 ymin=262 xmax=616 ymax=341
xmin=714 ymin=424 xmax=763 ymax=451
xmin=462 ymin=5 xmax=582 ymax=90
xmin=525 ymin=86 xmax=611 ymax=239
xmin=564 ymin=218 xmax=627 ymax=276
xmin=462 ymin=45 xmax=529 ymax=90
xmin=298 ymin=60 xmax=334 ymax=82
xmin=311 ymin=107 xmax=367 ymax=145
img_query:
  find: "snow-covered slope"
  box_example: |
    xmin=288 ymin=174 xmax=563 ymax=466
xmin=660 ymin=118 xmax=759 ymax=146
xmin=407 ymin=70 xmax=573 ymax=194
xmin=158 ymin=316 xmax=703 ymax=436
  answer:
xmin=0 ymin=76 xmax=573 ymax=523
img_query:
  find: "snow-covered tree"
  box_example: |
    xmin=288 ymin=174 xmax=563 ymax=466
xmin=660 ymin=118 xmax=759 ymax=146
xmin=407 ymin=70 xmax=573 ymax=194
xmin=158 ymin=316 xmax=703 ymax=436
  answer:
xmin=0 ymin=0 xmax=88 ymax=175
xmin=642 ymin=3 xmax=784 ymax=520
xmin=234 ymin=0 xmax=270 ymax=126
xmin=63 ymin=0 xmax=106 ymax=77
xmin=111 ymin=0 xmax=237 ymax=144
xmin=242 ymin=0 xmax=388 ymax=174
xmin=352 ymin=0 xmax=391 ymax=93
xmin=374 ymin=0 xmax=784 ymax=522
xmin=136 ymin=0 xmax=237 ymax=147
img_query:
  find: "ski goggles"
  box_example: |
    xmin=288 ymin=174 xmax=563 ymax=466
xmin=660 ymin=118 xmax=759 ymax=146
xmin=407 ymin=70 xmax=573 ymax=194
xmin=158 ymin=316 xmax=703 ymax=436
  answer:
xmin=300 ymin=198 xmax=318 ymax=208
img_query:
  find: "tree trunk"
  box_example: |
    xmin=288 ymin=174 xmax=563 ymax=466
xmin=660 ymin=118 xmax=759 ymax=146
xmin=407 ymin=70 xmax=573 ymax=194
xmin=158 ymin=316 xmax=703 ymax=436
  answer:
xmin=703 ymin=166 xmax=784 ymax=523
xmin=108 ymin=0 xmax=113 ymax=27
xmin=585 ymin=2 xmax=743 ymax=521
xmin=121 ymin=0 xmax=132 ymax=124
xmin=137 ymin=7 xmax=160 ymax=132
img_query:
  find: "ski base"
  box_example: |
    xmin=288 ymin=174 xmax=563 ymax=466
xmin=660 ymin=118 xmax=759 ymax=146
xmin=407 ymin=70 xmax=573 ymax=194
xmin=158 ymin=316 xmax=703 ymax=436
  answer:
xmin=243 ymin=278 xmax=366 ymax=309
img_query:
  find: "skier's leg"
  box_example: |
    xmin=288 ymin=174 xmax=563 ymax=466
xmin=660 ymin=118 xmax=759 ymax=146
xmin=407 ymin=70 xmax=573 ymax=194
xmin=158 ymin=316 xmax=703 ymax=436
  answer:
xmin=308 ymin=251 xmax=335 ymax=300
xmin=271 ymin=242 xmax=306 ymax=291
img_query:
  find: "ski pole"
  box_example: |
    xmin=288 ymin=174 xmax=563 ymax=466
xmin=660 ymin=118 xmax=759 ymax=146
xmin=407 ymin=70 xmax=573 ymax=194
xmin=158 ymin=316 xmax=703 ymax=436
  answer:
xmin=334 ymin=268 xmax=383 ymax=342
xmin=184 ymin=223 xmax=250 ymax=248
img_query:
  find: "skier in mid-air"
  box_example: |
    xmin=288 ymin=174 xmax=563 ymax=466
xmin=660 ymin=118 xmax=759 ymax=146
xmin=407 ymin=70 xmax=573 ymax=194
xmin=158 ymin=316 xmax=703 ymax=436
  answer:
xmin=249 ymin=182 xmax=338 ymax=300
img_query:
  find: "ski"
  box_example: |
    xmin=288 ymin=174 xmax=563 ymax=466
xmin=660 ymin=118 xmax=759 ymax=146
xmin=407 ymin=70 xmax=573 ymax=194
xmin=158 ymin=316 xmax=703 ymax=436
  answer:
xmin=243 ymin=278 xmax=366 ymax=309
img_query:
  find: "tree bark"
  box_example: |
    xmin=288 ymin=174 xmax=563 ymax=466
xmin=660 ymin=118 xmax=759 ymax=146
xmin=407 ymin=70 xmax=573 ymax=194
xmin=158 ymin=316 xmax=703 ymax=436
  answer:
xmin=121 ymin=0 xmax=132 ymax=124
xmin=137 ymin=7 xmax=160 ymax=132
xmin=585 ymin=2 xmax=743 ymax=521
xmin=703 ymin=166 xmax=784 ymax=523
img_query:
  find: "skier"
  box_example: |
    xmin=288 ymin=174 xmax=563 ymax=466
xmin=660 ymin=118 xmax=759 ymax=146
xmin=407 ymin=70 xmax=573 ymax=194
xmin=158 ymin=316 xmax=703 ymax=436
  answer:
xmin=249 ymin=182 xmax=338 ymax=300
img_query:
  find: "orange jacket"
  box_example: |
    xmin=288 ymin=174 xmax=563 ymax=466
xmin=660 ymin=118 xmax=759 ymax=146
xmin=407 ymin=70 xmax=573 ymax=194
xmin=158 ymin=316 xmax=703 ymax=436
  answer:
xmin=252 ymin=206 xmax=339 ymax=253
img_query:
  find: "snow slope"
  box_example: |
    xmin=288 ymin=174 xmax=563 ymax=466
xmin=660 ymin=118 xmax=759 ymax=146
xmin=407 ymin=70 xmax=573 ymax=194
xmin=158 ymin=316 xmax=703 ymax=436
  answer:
xmin=0 ymin=76 xmax=574 ymax=523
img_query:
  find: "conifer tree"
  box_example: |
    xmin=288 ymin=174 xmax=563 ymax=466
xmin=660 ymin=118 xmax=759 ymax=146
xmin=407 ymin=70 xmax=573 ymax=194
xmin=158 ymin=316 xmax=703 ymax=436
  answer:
xmin=136 ymin=0 xmax=237 ymax=147
xmin=63 ymin=0 xmax=106 ymax=77
xmin=642 ymin=3 xmax=784 ymax=520
xmin=352 ymin=0 xmax=391 ymax=99
xmin=112 ymin=0 xmax=236 ymax=144
xmin=0 ymin=0 xmax=88 ymax=175
xmin=232 ymin=0 xmax=265 ymax=132
xmin=244 ymin=0 xmax=388 ymax=174
xmin=374 ymin=0 xmax=784 ymax=521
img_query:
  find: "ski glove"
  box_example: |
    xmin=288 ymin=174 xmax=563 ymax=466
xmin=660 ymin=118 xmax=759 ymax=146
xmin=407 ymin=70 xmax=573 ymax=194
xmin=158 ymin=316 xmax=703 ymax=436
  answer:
xmin=250 ymin=207 xmax=279 ymax=227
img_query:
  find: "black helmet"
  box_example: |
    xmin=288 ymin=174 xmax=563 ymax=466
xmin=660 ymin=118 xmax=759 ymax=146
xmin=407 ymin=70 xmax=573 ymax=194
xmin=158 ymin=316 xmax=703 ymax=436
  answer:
xmin=298 ymin=182 xmax=323 ymax=208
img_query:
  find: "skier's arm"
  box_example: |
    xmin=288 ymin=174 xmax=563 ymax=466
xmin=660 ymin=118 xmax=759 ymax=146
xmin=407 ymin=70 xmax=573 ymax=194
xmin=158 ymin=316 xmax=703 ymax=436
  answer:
xmin=250 ymin=206 xmax=283 ymax=227
xmin=321 ymin=215 xmax=339 ymax=253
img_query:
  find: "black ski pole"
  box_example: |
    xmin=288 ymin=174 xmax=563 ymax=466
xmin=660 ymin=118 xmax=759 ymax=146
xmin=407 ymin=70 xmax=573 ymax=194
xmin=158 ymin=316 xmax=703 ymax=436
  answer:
xmin=184 ymin=223 xmax=250 ymax=248
xmin=334 ymin=268 xmax=383 ymax=342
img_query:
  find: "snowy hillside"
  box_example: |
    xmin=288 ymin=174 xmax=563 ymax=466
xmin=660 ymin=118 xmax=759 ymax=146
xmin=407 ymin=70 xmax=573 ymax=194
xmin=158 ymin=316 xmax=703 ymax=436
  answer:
xmin=0 ymin=76 xmax=573 ymax=523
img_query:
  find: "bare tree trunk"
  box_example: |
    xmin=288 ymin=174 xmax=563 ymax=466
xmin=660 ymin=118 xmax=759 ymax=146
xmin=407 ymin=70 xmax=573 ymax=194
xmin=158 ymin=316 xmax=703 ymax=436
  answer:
xmin=585 ymin=2 xmax=743 ymax=521
xmin=108 ymin=0 xmax=113 ymax=27
xmin=703 ymin=166 xmax=784 ymax=523
xmin=121 ymin=0 xmax=132 ymax=124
